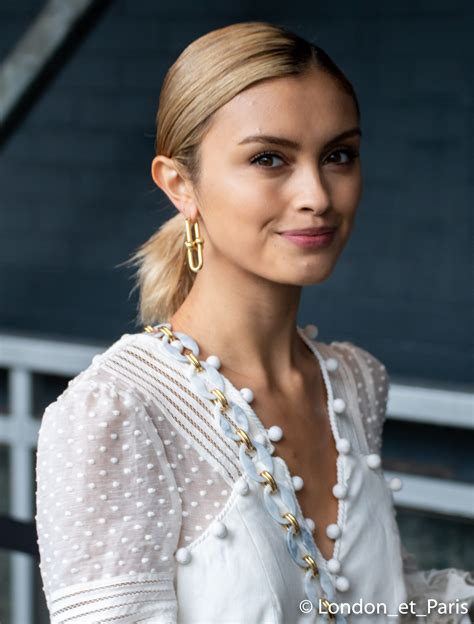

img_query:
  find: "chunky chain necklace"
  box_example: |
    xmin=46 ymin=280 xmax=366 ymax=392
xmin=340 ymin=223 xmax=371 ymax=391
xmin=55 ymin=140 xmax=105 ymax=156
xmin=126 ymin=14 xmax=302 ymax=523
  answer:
xmin=144 ymin=321 xmax=347 ymax=623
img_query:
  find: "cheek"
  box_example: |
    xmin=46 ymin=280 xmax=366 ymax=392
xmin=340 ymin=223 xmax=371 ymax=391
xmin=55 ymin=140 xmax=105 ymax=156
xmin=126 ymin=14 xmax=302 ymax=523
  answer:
xmin=200 ymin=170 xmax=277 ymax=242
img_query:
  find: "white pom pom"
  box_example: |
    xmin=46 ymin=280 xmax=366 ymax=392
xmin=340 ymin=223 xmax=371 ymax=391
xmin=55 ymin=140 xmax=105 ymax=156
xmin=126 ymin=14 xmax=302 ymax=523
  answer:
xmin=292 ymin=475 xmax=304 ymax=491
xmin=327 ymin=558 xmax=341 ymax=574
xmin=388 ymin=477 xmax=403 ymax=491
xmin=332 ymin=398 xmax=346 ymax=414
xmin=211 ymin=521 xmax=228 ymax=538
xmin=206 ymin=355 xmax=221 ymax=369
xmin=240 ymin=387 xmax=254 ymax=403
xmin=332 ymin=483 xmax=347 ymax=499
xmin=325 ymin=357 xmax=339 ymax=372
xmin=303 ymin=324 xmax=319 ymax=339
xmin=235 ymin=478 xmax=249 ymax=496
xmin=305 ymin=517 xmax=316 ymax=532
xmin=336 ymin=438 xmax=351 ymax=454
xmin=366 ymin=453 xmax=382 ymax=469
xmin=335 ymin=576 xmax=350 ymax=592
xmin=175 ymin=547 xmax=191 ymax=564
xmin=268 ymin=425 xmax=283 ymax=442
xmin=326 ymin=523 xmax=341 ymax=539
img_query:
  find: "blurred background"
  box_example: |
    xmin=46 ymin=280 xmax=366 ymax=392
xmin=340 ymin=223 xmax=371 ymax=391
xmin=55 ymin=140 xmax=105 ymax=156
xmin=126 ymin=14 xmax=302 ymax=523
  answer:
xmin=0 ymin=0 xmax=472 ymax=622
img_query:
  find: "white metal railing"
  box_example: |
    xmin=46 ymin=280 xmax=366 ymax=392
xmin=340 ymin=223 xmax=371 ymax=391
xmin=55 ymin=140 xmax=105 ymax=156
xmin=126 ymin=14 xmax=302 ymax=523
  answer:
xmin=385 ymin=471 xmax=474 ymax=519
xmin=387 ymin=382 xmax=474 ymax=430
xmin=0 ymin=332 xmax=473 ymax=623
xmin=386 ymin=381 xmax=474 ymax=517
xmin=0 ymin=332 xmax=101 ymax=624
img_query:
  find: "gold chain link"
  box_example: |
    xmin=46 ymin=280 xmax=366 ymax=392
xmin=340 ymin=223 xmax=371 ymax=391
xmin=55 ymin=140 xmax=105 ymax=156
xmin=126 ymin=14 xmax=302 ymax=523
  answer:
xmin=185 ymin=352 xmax=204 ymax=371
xmin=282 ymin=511 xmax=300 ymax=534
xmin=210 ymin=388 xmax=229 ymax=412
xmin=302 ymin=554 xmax=319 ymax=576
xmin=260 ymin=470 xmax=278 ymax=492
xmin=235 ymin=427 xmax=255 ymax=452
xmin=320 ymin=598 xmax=336 ymax=620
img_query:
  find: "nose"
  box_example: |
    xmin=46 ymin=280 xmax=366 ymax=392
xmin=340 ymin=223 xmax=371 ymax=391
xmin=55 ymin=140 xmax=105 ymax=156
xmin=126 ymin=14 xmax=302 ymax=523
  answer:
xmin=292 ymin=163 xmax=331 ymax=214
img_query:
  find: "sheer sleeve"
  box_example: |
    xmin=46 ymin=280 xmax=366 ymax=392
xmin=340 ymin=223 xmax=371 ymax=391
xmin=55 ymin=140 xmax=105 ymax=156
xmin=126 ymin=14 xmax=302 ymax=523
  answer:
xmin=35 ymin=367 xmax=182 ymax=623
xmin=337 ymin=341 xmax=474 ymax=622
xmin=330 ymin=340 xmax=389 ymax=455
xmin=398 ymin=543 xmax=474 ymax=623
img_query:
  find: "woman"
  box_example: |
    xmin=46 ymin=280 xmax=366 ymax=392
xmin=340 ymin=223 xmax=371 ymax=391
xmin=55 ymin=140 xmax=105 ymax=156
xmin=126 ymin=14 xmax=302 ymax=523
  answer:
xmin=35 ymin=21 xmax=473 ymax=623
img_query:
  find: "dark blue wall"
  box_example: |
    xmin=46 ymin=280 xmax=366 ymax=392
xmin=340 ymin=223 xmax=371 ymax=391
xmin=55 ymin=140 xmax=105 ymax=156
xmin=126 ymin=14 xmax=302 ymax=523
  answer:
xmin=1 ymin=0 xmax=472 ymax=383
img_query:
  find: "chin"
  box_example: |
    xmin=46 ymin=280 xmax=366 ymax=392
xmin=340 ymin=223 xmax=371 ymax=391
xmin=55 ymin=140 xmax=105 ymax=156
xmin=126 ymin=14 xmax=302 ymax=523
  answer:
xmin=299 ymin=272 xmax=333 ymax=286
xmin=298 ymin=256 xmax=336 ymax=282
xmin=278 ymin=266 xmax=335 ymax=287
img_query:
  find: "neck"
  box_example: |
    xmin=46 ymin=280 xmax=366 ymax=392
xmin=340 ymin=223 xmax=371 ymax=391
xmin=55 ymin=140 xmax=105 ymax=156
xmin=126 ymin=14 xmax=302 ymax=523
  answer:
xmin=168 ymin=261 xmax=313 ymax=391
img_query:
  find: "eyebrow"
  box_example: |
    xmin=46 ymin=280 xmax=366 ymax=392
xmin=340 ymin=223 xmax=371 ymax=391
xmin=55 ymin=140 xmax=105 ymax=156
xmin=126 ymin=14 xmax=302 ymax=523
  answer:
xmin=237 ymin=127 xmax=362 ymax=149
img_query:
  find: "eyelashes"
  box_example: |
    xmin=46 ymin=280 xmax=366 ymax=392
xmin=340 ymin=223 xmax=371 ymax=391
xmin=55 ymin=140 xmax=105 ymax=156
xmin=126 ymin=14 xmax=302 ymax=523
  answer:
xmin=249 ymin=148 xmax=360 ymax=169
xmin=249 ymin=151 xmax=286 ymax=168
xmin=325 ymin=147 xmax=360 ymax=166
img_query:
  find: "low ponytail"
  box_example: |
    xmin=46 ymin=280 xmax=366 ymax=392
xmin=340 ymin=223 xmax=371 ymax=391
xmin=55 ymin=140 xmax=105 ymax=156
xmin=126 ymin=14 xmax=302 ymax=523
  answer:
xmin=125 ymin=212 xmax=196 ymax=327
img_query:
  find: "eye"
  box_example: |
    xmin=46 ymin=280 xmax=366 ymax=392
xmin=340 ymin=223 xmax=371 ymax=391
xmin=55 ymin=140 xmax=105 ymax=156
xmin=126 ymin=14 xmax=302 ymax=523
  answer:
xmin=325 ymin=147 xmax=360 ymax=166
xmin=250 ymin=151 xmax=285 ymax=168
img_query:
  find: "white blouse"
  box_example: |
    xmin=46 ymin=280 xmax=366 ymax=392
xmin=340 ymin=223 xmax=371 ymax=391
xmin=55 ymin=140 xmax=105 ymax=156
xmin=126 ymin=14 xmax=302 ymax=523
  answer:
xmin=35 ymin=323 xmax=473 ymax=623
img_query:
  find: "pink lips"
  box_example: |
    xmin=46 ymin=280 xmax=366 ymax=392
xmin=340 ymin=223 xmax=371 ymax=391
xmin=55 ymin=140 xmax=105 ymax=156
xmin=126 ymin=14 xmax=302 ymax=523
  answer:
xmin=278 ymin=227 xmax=337 ymax=248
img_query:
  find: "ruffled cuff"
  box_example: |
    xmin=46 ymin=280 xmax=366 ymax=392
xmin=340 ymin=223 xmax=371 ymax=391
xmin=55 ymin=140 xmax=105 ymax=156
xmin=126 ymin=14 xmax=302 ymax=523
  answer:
xmin=400 ymin=545 xmax=474 ymax=623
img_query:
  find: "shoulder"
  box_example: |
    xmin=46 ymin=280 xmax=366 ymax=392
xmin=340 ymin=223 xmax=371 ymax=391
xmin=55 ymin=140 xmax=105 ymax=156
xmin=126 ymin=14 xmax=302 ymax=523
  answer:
xmin=49 ymin=329 xmax=168 ymax=401
xmin=328 ymin=340 xmax=388 ymax=377
xmin=37 ymin=331 xmax=182 ymax=509
xmin=40 ymin=331 xmax=153 ymax=432
xmin=61 ymin=331 xmax=144 ymax=393
xmin=327 ymin=339 xmax=390 ymax=398
xmin=39 ymin=328 xmax=187 ymax=445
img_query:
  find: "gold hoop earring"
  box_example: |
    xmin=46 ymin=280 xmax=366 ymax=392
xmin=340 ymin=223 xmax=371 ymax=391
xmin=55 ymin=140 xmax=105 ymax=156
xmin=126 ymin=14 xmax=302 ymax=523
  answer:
xmin=184 ymin=217 xmax=203 ymax=272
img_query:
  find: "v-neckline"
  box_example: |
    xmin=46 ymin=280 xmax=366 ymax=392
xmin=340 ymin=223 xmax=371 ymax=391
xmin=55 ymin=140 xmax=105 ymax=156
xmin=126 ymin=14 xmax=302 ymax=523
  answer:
xmin=146 ymin=323 xmax=346 ymax=572
xmin=219 ymin=325 xmax=344 ymax=569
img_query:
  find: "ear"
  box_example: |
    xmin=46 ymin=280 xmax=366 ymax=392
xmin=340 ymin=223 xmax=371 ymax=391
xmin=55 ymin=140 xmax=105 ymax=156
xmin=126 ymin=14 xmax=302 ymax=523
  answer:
xmin=151 ymin=155 xmax=199 ymax=220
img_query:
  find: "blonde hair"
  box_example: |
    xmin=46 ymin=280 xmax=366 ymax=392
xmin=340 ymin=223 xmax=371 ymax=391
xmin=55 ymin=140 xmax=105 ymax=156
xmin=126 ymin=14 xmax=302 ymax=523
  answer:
xmin=125 ymin=21 xmax=360 ymax=327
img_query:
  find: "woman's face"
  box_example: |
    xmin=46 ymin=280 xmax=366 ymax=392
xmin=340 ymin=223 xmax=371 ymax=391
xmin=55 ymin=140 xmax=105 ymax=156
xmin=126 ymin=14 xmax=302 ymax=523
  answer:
xmin=190 ymin=68 xmax=362 ymax=286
